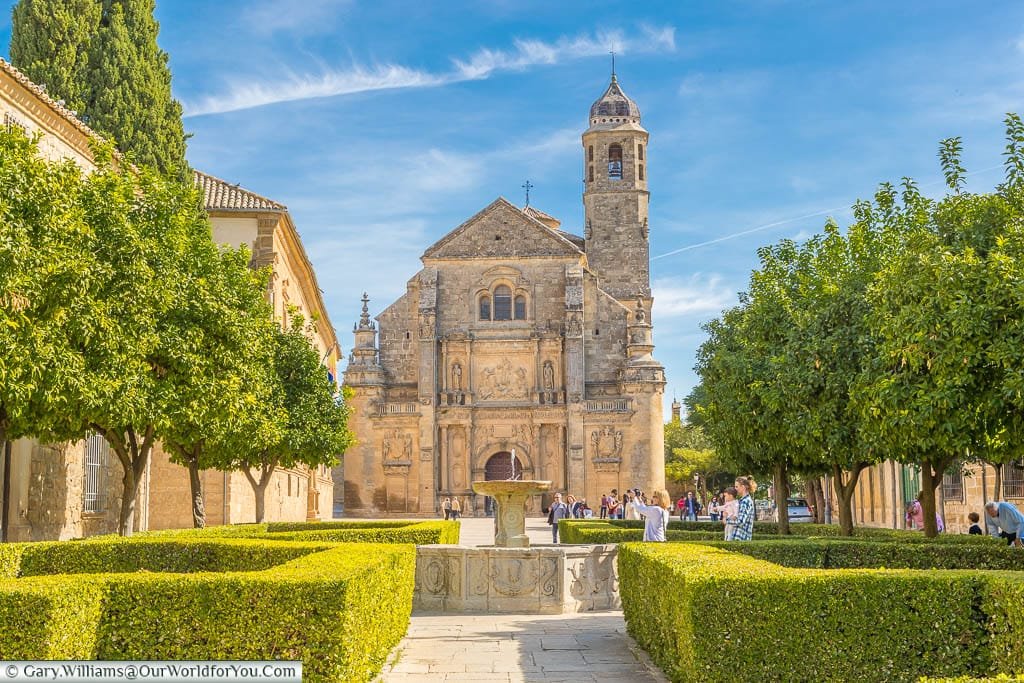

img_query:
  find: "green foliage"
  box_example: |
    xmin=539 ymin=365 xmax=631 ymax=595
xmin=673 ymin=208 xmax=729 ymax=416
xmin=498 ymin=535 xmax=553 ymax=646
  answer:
xmin=13 ymin=538 xmax=326 ymax=576
xmin=981 ymin=574 xmax=1024 ymax=675
xmin=0 ymin=576 xmax=105 ymax=659
xmin=0 ymin=539 xmax=416 ymax=682
xmin=0 ymin=129 xmax=92 ymax=446
xmin=131 ymin=520 xmax=461 ymax=545
xmin=695 ymin=115 xmax=1024 ymax=538
xmin=9 ymin=0 xmax=101 ymax=114
xmin=260 ymin=521 xmax=460 ymax=545
xmin=230 ymin=314 xmax=355 ymax=523
xmin=11 ymin=0 xmax=189 ymax=175
xmin=620 ymin=543 xmax=1011 ymax=682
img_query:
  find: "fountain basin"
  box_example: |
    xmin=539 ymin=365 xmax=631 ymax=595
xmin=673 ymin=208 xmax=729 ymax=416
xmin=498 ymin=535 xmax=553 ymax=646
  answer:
xmin=472 ymin=480 xmax=551 ymax=548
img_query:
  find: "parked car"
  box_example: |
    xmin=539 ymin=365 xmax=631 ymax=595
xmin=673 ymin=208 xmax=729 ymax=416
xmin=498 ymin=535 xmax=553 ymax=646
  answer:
xmin=781 ymin=497 xmax=813 ymax=523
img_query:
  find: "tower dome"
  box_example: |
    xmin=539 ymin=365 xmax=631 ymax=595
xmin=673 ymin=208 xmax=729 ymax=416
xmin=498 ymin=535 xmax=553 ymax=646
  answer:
xmin=589 ymin=74 xmax=641 ymax=125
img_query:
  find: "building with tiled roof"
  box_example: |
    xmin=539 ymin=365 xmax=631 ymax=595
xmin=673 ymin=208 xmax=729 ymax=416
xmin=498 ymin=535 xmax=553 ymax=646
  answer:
xmin=0 ymin=58 xmax=339 ymax=540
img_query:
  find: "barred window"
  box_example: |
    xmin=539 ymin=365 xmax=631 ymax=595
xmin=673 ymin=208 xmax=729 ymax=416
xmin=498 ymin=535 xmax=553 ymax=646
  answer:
xmin=514 ymin=295 xmax=526 ymax=320
xmin=493 ymin=285 xmax=512 ymax=321
xmin=942 ymin=468 xmax=964 ymax=502
xmin=479 ymin=295 xmax=491 ymax=320
xmin=1004 ymin=462 xmax=1024 ymax=499
xmin=83 ymin=433 xmax=110 ymax=514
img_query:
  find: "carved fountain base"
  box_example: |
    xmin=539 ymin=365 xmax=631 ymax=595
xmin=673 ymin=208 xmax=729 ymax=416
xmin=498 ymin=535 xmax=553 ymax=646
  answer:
xmin=413 ymin=544 xmax=620 ymax=614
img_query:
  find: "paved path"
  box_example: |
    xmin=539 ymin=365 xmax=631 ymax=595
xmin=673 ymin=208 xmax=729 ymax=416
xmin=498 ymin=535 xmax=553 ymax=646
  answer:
xmin=457 ymin=515 xmax=556 ymax=547
xmin=378 ymin=611 xmax=668 ymax=683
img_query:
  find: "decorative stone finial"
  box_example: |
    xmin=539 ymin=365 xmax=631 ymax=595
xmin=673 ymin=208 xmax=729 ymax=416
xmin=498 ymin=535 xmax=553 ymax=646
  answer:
xmin=635 ymin=298 xmax=646 ymax=324
xmin=358 ymin=292 xmax=373 ymax=330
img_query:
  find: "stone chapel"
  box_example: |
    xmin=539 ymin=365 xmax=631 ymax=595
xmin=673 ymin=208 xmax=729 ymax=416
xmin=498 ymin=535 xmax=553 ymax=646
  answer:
xmin=340 ymin=74 xmax=666 ymax=516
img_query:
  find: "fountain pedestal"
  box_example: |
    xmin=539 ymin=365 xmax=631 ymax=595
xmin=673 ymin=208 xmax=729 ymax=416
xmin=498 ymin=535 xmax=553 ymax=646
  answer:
xmin=472 ymin=480 xmax=551 ymax=548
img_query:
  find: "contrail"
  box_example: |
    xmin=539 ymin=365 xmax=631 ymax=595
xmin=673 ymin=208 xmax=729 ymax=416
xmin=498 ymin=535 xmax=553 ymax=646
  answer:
xmin=652 ymin=163 xmax=1006 ymax=261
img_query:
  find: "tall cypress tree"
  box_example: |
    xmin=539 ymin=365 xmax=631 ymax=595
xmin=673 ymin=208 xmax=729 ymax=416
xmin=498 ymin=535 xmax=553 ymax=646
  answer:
xmin=9 ymin=0 xmax=101 ymax=114
xmin=10 ymin=0 xmax=189 ymax=176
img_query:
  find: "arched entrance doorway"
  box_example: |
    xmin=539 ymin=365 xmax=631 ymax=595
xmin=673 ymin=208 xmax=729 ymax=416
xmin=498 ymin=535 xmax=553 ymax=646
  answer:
xmin=485 ymin=451 xmax=522 ymax=481
xmin=482 ymin=452 xmax=523 ymax=516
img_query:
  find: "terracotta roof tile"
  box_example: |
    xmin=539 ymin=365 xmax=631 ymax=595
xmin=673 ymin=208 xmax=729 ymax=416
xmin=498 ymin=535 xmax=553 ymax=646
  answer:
xmin=194 ymin=170 xmax=286 ymax=211
xmin=0 ymin=57 xmax=101 ymax=141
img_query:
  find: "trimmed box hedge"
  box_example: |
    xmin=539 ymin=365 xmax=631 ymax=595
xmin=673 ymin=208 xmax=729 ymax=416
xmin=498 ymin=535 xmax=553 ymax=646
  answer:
xmin=0 ymin=538 xmax=416 ymax=683
xmin=560 ymin=519 xmax=1003 ymax=546
xmin=619 ymin=543 xmax=1024 ymax=683
xmin=134 ymin=519 xmax=461 ymax=545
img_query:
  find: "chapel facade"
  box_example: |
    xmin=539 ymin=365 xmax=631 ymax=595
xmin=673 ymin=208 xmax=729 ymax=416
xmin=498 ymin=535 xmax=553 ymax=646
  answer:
xmin=340 ymin=74 xmax=666 ymax=516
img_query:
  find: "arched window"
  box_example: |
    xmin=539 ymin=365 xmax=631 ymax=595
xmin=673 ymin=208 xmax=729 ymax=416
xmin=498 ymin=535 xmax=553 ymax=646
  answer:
xmin=588 ymin=145 xmax=594 ymax=162
xmin=637 ymin=143 xmax=644 ymax=161
xmin=514 ymin=295 xmax=527 ymax=320
xmin=638 ymin=164 xmax=644 ymax=181
xmin=493 ymin=285 xmax=512 ymax=320
xmin=479 ymin=294 xmax=491 ymax=320
xmin=608 ymin=144 xmax=623 ymax=180
xmin=588 ymin=165 xmax=594 ymax=182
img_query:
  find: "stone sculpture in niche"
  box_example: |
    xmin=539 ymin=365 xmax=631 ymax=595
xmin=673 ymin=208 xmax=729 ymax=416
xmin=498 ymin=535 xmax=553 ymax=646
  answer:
xmin=451 ymin=362 xmax=463 ymax=391
xmin=478 ymin=358 xmax=528 ymax=400
xmin=591 ymin=426 xmax=624 ymax=459
xmin=542 ymin=361 xmax=555 ymax=390
xmin=566 ymin=314 xmax=583 ymax=337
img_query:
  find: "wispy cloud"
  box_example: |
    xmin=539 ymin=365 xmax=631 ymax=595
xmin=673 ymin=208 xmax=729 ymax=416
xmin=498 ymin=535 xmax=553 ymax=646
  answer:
xmin=452 ymin=27 xmax=675 ymax=80
xmin=241 ymin=0 xmax=352 ymax=36
xmin=652 ymin=274 xmax=737 ymax=318
xmin=183 ymin=26 xmax=675 ymax=117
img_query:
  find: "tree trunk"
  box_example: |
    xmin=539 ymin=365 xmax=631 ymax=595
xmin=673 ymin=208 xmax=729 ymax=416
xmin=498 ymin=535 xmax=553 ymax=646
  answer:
xmin=243 ymin=460 xmax=277 ymax=524
xmin=186 ymin=454 xmax=206 ymax=529
xmin=99 ymin=424 xmax=156 ymax=537
xmin=831 ymin=462 xmax=868 ymax=537
xmin=2 ymin=437 xmax=11 ymax=543
xmin=994 ymin=462 xmax=1003 ymax=502
xmin=773 ymin=460 xmax=791 ymax=535
xmin=814 ymin=478 xmax=827 ymax=524
xmin=919 ymin=457 xmax=951 ymax=538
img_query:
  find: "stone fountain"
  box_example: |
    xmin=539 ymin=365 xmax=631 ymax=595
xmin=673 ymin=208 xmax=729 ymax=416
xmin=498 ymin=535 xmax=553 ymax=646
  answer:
xmin=413 ymin=476 xmax=620 ymax=614
xmin=472 ymin=479 xmax=551 ymax=548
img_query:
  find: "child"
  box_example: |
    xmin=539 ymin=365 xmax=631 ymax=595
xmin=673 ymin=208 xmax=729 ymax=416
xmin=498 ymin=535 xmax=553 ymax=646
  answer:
xmin=721 ymin=486 xmax=739 ymax=540
xmin=967 ymin=511 xmax=983 ymax=535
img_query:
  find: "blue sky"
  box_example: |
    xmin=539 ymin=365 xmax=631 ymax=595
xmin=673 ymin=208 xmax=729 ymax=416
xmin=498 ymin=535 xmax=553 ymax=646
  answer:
xmin=3 ymin=1 xmax=1023 ymax=414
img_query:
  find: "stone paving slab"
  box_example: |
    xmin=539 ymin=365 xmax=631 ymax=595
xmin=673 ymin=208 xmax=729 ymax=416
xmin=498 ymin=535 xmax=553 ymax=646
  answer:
xmin=378 ymin=611 xmax=668 ymax=682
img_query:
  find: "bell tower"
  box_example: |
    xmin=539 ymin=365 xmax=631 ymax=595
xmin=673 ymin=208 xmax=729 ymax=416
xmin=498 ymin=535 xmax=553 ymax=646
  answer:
xmin=582 ymin=71 xmax=650 ymax=305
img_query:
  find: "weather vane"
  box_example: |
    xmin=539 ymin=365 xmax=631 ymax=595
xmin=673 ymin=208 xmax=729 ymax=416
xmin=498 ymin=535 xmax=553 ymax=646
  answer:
xmin=522 ymin=180 xmax=533 ymax=207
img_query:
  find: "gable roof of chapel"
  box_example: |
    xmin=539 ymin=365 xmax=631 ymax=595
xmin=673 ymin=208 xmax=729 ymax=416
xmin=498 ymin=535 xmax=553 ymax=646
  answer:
xmin=422 ymin=197 xmax=584 ymax=260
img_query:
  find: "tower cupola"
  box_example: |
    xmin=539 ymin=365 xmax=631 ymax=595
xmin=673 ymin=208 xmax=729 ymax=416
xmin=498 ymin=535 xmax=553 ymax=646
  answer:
xmin=589 ymin=74 xmax=642 ymax=127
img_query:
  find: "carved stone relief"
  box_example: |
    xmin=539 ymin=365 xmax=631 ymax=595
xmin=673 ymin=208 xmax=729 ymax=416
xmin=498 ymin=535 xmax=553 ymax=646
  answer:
xmin=383 ymin=430 xmax=413 ymax=464
xmin=566 ymin=314 xmax=583 ymax=338
xmin=451 ymin=427 xmax=468 ymax=490
xmin=591 ymin=426 xmax=624 ymax=459
xmin=542 ymin=360 xmax=555 ymax=390
xmin=478 ymin=358 xmax=528 ymax=400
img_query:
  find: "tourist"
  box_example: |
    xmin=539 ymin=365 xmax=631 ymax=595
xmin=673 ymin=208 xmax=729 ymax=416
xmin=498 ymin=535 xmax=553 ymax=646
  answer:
xmin=728 ymin=477 xmax=756 ymax=541
xmin=721 ymin=487 xmax=739 ymax=540
xmin=450 ymin=497 xmax=461 ymax=520
xmin=548 ymin=493 xmax=571 ymax=543
xmin=631 ymin=488 xmax=672 ymax=541
xmin=708 ymin=495 xmax=721 ymax=522
xmin=571 ymin=497 xmax=584 ymax=519
xmin=906 ymin=492 xmax=944 ymax=532
xmin=676 ymin=495 xmax=686 ymax=519
xmin=624 ymin=492 xmax=640 ymax=520
xmin=682 ymin=491 xmax=701 ymax=522
xmin=600 ymin=493 xmax=609 ymax=519
xmin=984 ymin=500 xmax=1024 ymax=547
xmin=442 ymin=497 xmax=452 ymax=520
xmin=967 ymin=511 xmax=983 ymax=535
xmin=607 ymin=495 xmax=620 ymax=520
